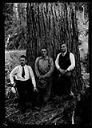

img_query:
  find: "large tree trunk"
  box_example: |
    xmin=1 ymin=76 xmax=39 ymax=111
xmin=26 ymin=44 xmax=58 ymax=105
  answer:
xmin=26 ymin=2 xmax=84 ymax=96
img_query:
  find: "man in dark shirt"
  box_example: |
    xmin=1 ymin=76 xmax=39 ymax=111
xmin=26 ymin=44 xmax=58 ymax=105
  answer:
xmin=55 ymin=43 xmax=75 ymax=97
xmin=35 ymin=48 xmax=54 ymax=108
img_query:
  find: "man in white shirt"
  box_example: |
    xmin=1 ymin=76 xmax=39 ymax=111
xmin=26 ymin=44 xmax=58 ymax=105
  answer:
xmin=55 ymin=43 xmax=75 ymax=98
xmin=10 ymin=55 xmax=37 ymax=112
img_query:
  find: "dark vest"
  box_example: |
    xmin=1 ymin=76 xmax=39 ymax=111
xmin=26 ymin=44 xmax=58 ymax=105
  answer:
xmin=59 ymin=51 xmax=71 ymax=70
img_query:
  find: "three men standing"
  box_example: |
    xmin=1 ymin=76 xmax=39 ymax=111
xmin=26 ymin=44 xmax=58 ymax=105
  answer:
xmin=9 ymin=43 xmax=75 ymax=112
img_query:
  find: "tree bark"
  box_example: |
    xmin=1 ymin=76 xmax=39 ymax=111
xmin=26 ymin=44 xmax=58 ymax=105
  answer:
xmin=26 ymin=2 xmax=84 ymax=95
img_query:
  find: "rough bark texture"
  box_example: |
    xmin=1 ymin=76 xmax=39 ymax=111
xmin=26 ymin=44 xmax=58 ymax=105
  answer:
xmin=26 ymin=2 xmax=83 ymax=95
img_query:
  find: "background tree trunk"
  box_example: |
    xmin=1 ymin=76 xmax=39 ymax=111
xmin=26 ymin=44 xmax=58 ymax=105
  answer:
xmin=26 ymin=2 xmax=84 ymax=96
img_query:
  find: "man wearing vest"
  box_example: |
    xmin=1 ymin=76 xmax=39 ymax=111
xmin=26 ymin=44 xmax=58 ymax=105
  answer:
xmin=10 ymin=55 xmax=37 ymax=112
xmin=35 ymin=48 xmax=54 ymax=108
xmin=55 ymin=43 xmax=75 ymax=98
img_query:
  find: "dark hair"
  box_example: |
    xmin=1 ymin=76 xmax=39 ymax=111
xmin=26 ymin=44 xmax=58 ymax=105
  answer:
xmin=20 ymin=55 xmax=26 ymax=59
xmin=61 ymin=42 xmax=66 ymax=45
xmin=41 ymin=47 xmax=47 ymax=50
xmin=41 ymin=48 xmax=47 ymax=51
xmin=60 ymin=43 xmax=67 ymax=47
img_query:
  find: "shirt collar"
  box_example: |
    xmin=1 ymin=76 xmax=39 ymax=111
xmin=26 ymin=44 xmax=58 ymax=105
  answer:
xmin=20 ymin=64 xmax=26 ymax=68
xmin=41 ymin=56 xmax=48 ymax=60
xmin=61 ymin=51 xmax=67 ymax=56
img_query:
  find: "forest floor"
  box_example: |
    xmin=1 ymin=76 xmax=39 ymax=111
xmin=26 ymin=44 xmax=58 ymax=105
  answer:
xmin=4 ymin=71 xmax=89 ymax=126
xmin=5 ymin=94 xmax=76 ymax=126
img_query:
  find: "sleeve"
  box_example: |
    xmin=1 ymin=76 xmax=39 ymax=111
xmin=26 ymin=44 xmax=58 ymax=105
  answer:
xmin=55 ymin=53 xmax=61 ymax=70
xmin=28 ymin=66 xmax=36 ymax=88
xmin=43 ymin=58 xmax=54 ymax=78
xmin=35 ymin=57 xmax=41 ymax=77
xmin=67 ymin=53 xmax=75 ymax=71
xmin=10 ymin=66 xmax=18 ymax=84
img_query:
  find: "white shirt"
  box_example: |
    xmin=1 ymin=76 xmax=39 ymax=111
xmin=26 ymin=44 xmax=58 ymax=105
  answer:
xmin=55 ymin=52 xmax=75 ymax=71
xmin=10 ymin=65 xmax=36 ymax=88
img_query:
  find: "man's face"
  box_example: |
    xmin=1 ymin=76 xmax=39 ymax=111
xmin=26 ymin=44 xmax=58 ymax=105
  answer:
xmin=61 ymin=44 xmax=67 ymax=53
xmin=20 ymin=57 xmax=26 ymax=66
xmin=41 ymin=49 xmax=47 ymax=57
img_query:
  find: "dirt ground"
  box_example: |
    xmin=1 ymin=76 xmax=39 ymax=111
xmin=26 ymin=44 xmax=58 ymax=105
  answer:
xmin=5 ymin=94 xmax=76 ymax=126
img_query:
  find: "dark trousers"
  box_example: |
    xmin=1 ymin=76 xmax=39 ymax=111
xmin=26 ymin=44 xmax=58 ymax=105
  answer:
xmin=15 ymin=79 xmax=34 ymax=109
xmin=55 ymin=74 xmax=71 ymax=96
xmin=37 ymin=79 xmax=52 ymax=107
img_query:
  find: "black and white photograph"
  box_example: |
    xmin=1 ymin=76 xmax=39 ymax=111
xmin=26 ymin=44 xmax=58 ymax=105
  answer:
xmin=3 ymin=2 xmax=91 ymax=127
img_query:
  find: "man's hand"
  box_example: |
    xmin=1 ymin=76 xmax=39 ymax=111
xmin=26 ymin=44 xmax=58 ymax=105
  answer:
xmin=65 ymin=70 xmax=71 ymax=77
xmin=59 ymin=68 xmax=66 ymax=75
xmin=34 ymin=87 xmax=38 ymax=92
xmin=65 ymin=69 xmax=68 ymax=73
xmin=11 ymin=82 xmax=16 ymax=87
xmin=39 ymin=75 xmax=45 ymax=79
